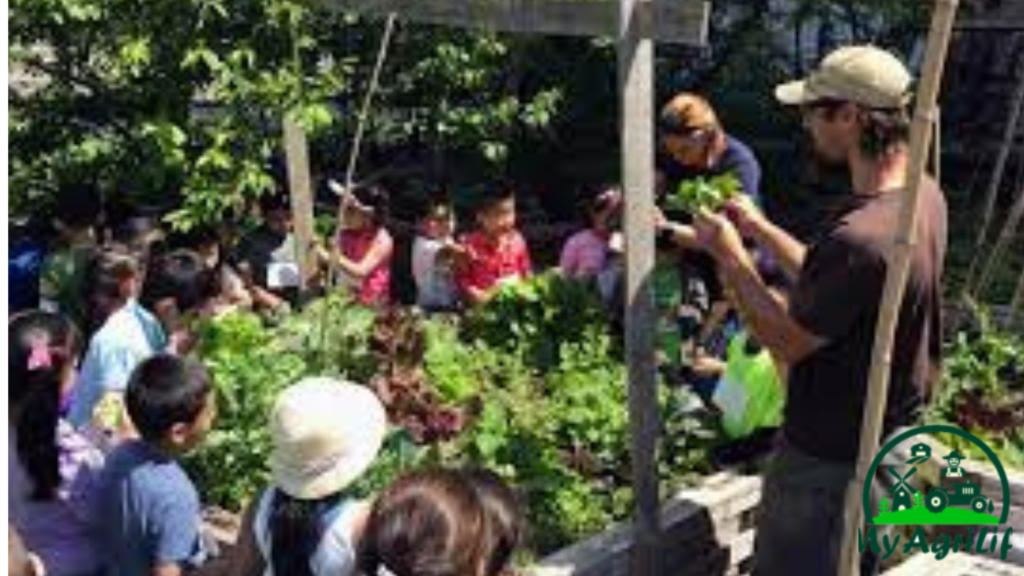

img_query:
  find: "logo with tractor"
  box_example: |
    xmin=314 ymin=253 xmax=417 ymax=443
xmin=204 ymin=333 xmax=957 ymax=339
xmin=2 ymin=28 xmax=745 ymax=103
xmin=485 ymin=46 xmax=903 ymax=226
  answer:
xmin=857 ymin=425 xmax=1015 ymax=563
xmin=863 ymin=426 xmax=1008 ymax=526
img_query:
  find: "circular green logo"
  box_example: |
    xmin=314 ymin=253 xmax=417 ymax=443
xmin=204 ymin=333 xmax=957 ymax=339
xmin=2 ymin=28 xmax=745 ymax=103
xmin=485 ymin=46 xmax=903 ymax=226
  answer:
xmin=862 ymin=425 xmax=1011 ymax=525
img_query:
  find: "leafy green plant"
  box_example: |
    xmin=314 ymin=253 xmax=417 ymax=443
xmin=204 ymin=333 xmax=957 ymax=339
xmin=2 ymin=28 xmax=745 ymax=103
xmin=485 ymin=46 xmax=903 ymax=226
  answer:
xmin=464 ymin=271 xmax=610 ymax=369
xmin=925 ymin=309 xmax=1024 ymax=469
xmin=663 ymin=173 xmax=741 ymax=214
xmin=189 ymin=288 xmax=723 ymax=555
xmin=185 ymin=294 xmax=379 ymax=510
xmin=878 ymin=496 xmax=892 ymax=514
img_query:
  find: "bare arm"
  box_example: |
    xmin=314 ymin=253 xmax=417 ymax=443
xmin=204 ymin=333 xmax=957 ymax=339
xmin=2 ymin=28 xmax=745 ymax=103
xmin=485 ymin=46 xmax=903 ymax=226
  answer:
xmin=726 ymin=196 xmax=806 ymax=282
xmin=334 ymin=232 xmax=393 ymax=280
xmin=152 ymin=564 xmax=184 ymax=576
xmin=696 ymin=212 xmax=823 ymax=369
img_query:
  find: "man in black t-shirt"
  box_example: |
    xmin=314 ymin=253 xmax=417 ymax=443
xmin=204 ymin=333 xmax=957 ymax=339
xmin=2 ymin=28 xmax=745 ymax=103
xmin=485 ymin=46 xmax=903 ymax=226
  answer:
xmin=681 ymin=46 xmax=947 ymax=575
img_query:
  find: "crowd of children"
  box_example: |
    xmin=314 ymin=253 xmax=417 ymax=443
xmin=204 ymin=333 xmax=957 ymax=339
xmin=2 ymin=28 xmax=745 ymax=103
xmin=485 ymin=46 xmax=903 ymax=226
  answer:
xmin=9 ymin=323 xmax=524 ymax=576
xmin=9 ymin=90 xmax=788 ymax=576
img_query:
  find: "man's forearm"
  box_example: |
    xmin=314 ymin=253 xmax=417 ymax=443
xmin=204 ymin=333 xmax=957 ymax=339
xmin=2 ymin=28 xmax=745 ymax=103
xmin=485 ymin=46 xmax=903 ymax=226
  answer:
xmin=749 ymin=219 xmax=807 ymax=281
xmin=719 ymin=253 xmax=816 ymax=368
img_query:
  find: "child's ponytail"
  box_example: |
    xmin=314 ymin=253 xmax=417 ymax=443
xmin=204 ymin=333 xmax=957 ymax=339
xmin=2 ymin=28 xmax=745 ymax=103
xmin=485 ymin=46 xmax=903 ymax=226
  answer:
xmin=10 ymin=312 xmax=80 ymax=500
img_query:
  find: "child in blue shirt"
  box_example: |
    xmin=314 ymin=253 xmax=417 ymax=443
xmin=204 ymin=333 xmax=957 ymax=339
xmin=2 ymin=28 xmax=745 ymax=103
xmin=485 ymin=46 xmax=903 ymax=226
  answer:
xmin=67 ymin=246 xmax=166 ymax=432
xmin=98 ymin=355 xmax=217 ymax=576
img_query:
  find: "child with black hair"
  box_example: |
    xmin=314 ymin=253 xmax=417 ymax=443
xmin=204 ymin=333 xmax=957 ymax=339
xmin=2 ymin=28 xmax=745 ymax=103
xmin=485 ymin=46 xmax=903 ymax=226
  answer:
xmin=332 ymin=183 xmax=394 ymax=307
xmin=358 ymin=469 xmax=486 ymax=576
xmin=68 ymin=246 xmax=166 ymax=433
xmin=228 ymin=378 xmax=387 ymax=576
xmin=411 ymin=197 xmax=461 ymax=312
xmin=179 ymin=227 xmax=253 ymax=314
xmin=9 ymin=311 xmax=105 ymax=576
xmin=559 ymin=185 xmax=622 ymax=280
xmin=98 ymin=355 xmax=217 ymax=576
xmin=454 ymin=185 xmax=532 ymax=307
xmin=141 ymin=249 xmax=220 ymax=355
xmin=40 ymin=182 xmax=104 ymax=329
xmin=233 ymin=192 xmax=295 ymax=311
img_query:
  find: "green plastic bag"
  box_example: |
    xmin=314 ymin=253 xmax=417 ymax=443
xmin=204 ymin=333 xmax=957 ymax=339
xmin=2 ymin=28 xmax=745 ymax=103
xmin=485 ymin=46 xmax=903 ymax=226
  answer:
xmin=712 ymin=331 xmax=784 ymax=439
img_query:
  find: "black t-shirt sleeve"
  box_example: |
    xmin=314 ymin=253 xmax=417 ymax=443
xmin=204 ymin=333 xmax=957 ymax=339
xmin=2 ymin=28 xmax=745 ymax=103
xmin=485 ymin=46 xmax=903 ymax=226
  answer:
xmin=791 ymin=235 xmax=885 ymax=341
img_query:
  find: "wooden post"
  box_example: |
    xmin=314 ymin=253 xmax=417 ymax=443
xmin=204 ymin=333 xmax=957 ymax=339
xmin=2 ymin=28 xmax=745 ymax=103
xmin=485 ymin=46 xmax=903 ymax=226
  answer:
xmin=974 ymin=163 xmax=1024 ymax=300
xmin=1010 ymin=260 xmax=1024 ymax=321
xmin=836 ymin=2 xmax=960 ymax=576
xmin=966 ymin=56 xmax=1024 ymax=297
xmin=283 ymin=116 xmax=317 ymax=296
xmin=619 ymin=1 xmax=659 ymax=575
xmin=933 ymin=105 xmax=941 ymax=185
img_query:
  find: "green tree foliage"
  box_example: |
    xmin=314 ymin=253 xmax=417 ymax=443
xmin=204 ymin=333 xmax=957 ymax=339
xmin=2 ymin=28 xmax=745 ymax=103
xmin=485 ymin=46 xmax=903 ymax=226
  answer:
xmin=878 ymin=496 xmax=892 ymax=514
xmin=10 ymin=0 xmax=354 ymax=230
xmin=10 ymin=0 xmax=565 ymax=229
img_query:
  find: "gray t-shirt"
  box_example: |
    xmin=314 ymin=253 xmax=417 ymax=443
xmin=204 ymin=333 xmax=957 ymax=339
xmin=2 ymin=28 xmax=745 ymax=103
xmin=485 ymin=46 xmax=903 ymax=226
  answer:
xmin=99 ymin=440 xmax=206 ymax=576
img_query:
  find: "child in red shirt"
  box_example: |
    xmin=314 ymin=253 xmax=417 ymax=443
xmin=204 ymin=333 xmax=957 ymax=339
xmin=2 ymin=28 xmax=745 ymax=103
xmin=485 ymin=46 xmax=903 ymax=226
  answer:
xmin=455 ymin=186 xmax=532 ymax=306
xmin=332 ymin=183 xmax=393 ymax=307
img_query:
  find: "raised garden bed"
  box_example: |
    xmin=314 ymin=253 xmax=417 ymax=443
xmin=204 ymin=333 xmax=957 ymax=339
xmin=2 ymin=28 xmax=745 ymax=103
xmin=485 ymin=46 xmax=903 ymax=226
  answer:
xmin=187 ymin=273 xmax=727 ymax=558
xmin=526 ymin=472 xmax=761 ymax=576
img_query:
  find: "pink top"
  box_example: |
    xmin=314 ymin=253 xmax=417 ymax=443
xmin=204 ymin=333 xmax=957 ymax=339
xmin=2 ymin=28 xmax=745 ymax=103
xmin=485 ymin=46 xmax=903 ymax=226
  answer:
xmin=559 ymin=229 xmax=610 ymax=279
xmin=455 ymin=230 xmax=532 ymax=298
xmin=337 ymin=228 xmax=392 ymax=306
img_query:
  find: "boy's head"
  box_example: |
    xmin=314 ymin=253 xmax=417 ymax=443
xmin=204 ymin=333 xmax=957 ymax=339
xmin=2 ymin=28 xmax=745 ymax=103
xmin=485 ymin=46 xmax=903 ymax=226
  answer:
xmin=86 ymin=245 xmax=143 ymax=326
xmin=53 ymin=182 xmax=103 ymax=236
xmin=259 ymin=192 xmax=293 ymax=235
xmin=141 ymin=249 xmax=218 ymax=328
xmin=419 ymin=197 xmax=455 ymax=240
xmin=126 ymin=355 xmax=216 ymax=452
xmin=474 ymin=184 xmax=517 ymax=238
xmin=109 ymin=216 xmax=166 ymax=264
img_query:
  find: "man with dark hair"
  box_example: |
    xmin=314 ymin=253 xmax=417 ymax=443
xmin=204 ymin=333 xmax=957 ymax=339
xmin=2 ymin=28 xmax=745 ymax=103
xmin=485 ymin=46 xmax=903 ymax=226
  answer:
xmin=99 ymin=355 xmax=216 ymax=576
xmin=686 ymin=45 xmax=947 ymax=575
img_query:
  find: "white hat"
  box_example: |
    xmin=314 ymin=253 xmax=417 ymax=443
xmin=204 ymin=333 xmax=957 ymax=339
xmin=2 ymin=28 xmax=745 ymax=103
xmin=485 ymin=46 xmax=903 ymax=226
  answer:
xmin=270 ymin=377 xmax=388 ymax=500
xmin=775 ymin=45 xmax=912 ymax=109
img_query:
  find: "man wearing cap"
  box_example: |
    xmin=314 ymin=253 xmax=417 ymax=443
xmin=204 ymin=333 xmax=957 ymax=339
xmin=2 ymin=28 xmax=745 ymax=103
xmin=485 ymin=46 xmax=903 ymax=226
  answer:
xmin=692 ymin=45 xmax=947 ymax=575
xmin=942 ymin=450 xmax=966 ymax=478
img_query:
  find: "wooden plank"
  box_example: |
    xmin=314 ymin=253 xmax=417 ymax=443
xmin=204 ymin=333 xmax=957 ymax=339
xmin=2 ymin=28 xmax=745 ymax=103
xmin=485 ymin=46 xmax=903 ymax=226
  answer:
xmin=526 ymin=474 xmax=762 ymax=576
xmin=282 ymin=117 xmax=318 ymax=295
xmin=315 ymin=0 xmax=710 ymax=45
xmin=619 ymin=0 xmax=658 ymax=572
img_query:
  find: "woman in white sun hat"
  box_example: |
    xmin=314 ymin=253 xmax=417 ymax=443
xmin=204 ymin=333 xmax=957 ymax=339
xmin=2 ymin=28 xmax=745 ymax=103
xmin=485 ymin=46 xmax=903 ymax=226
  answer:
xmin=228 ymin=378 xmax=388 ymax=576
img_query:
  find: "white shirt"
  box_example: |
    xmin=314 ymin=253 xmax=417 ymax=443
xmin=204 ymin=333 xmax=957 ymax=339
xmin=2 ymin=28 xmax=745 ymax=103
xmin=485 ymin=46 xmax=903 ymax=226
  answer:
xmin=412 ymin=236 xmax=457 ymax=310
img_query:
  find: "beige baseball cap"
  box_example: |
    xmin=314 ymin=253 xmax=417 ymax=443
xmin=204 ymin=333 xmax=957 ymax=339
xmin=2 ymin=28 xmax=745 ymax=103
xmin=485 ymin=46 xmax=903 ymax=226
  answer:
xmin=269 ymin=377 xmax=388 ymax=500
xmin=775 ymin=45 xmax=912 ymax=109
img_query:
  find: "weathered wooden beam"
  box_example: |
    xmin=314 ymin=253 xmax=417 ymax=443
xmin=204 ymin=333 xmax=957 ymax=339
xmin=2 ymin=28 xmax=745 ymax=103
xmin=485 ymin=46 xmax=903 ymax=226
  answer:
xmin=283 ymin=117 xmax=318 ymax=296
xmin=314 ymin=0 xmax=710 ymax=46
xmin=619 ymin=0 xmax=659 ymax=574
